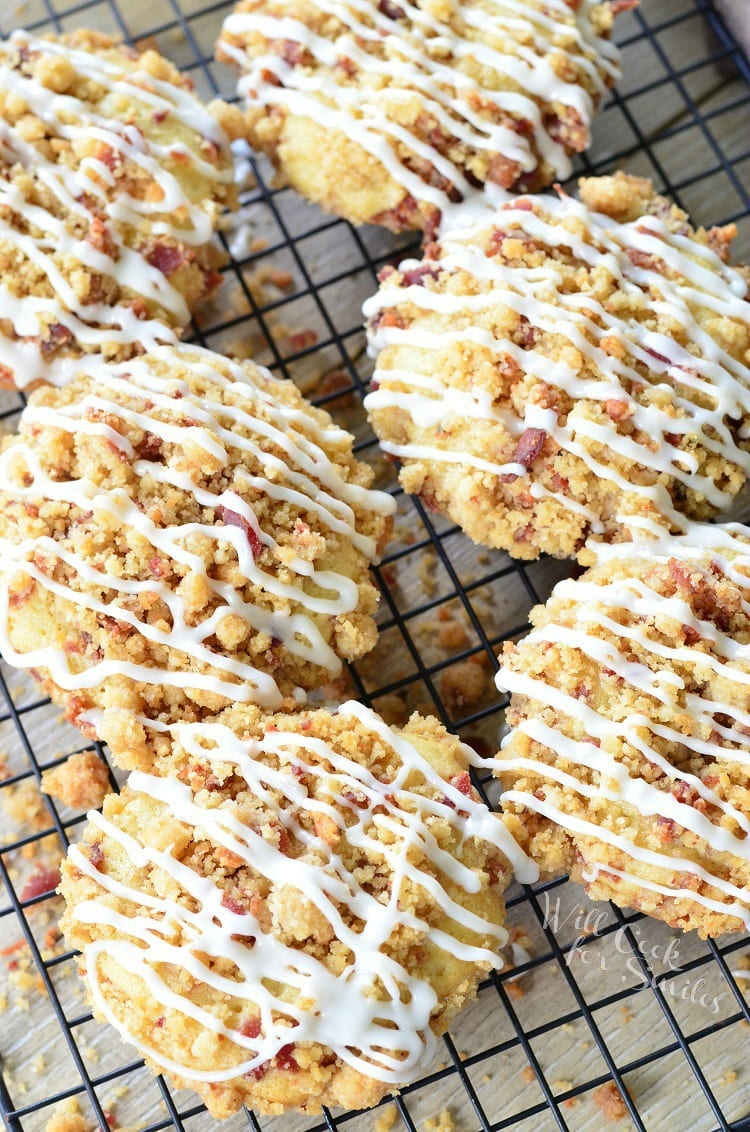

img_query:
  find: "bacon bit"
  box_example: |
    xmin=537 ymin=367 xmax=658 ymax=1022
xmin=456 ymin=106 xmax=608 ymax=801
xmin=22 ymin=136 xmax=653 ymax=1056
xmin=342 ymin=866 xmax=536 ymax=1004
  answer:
xmin=611 ymin=0 xmax=639 ymax=13
xmin=217 ymin=505 xmax=262 ymax=558
xmin=372 ymin=193 xmax=421 ymax=233
xmin=291 ymin=763 xmax=305 ymax=780
xmin=665 ymin=432 xmax=682 ymax=447
xmin=682 ymin=624 xmax=701 ymax=645
xmin=153 ymin=108 xmax=170 ymax=123
xmin=655 ymin=816 xmax=677 ymax=843
xmin=402 ymin=264 xmax=441 ymax=287
xmin=337 ymin=55 xmax=358 ymax=77
xmin=0 ymin=939 xmax=27 ymax=957
xmin=573 ymin=684 xmax=590 ymax=699
xmin=275 ymin=1044 xmax=299 ymax=1071
xmin=260 ymin=68 xmax=282 ymax=87
xmin=627 ymin=248 xmax=660 ymax=271
xmin=300 ymin=719 xmax=312 ymax=731
xmin=136 ymin=432 xmax=163 ymax=460
xmin=313 ymin=813 xmax=339 ymax=847
xmin=604 ymin=399 xmax=631 ymax=421
xmin=706 ymin=223 xmax=736 ymax=262
xmin=450 ymin=770 xmax=473 ymax=796
xmin=9 ymin=576 xmax=36 ymax=608
xmin=287 ymin=328 xmax=318 ymax=352
xmin=20 ymin=865 xmax=60 ymax=903
xmin=87 ymin=216 xmax=118 ymax=259
xmin=487 ymin=153 xmax=521 ymax=189
xmin=513 ymin=198 xmax=535 ymax=211
xmin=40 ymin=322 xmax=74 ymax=358
xmin=169 ymin=148 xmax=193 ymax=166
xmin=89 ymin=842 xmax=104 ymax=870
xmin=378 ymin=0 xmax=406 ymax=15
xmin=201 ymin=138 xmax=221 ymax=164
xmin=550 ymin=472 xmax=569 ymax=493
xmin=516 ymin=316 xmax=539 ymax=348
xmin=239 ymin=1016 xmax=262 ymax=1039
xmin=511 ymin=428 xmax=547 ymax=469
xmin=221 ymin=893 xmax=247 ymax=916
xmin=486 ymin=228 xmax=510 ymax=257
xmin=104 ymin=1110 xmax=117 ymax=1129
xmin=279 ymin=39 xmax=312 ymax=66
xmin=342 ymin=787 xmax=368 ymax=808
xmin=146 ymin=242 xmax=191 ymax=276
xmin=372 ymin=308 xmax=406 ymax=332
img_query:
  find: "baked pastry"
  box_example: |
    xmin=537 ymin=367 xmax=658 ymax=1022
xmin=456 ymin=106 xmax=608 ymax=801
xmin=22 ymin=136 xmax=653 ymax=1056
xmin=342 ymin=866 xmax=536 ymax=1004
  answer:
xmin=0 ymin=28 xmax=243 ymax=392
xmin=0 ymin=343 xmax=395 ymax=749
xmin=364 ymin=172 xmax=750 ymax=559
xmin=495 ymin=523 xmax=750 ymax=937
xmin=216 ymin=0 xmax=625 ymax=233
xmin=59 ymin=701 xmax=536 ymax=1116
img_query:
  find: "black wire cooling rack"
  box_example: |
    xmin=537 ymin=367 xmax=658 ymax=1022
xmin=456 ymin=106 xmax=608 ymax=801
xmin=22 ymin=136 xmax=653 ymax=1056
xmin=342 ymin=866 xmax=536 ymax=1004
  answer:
xmin=1 ymin=1 xmax=750 ymax=1130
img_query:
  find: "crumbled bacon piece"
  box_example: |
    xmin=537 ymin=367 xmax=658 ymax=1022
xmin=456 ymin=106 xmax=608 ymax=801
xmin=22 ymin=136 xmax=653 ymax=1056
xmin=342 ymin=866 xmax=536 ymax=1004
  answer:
xmin=378 ymin=0 xmax=405 ymax=16
xmin=487 ymin=153 xmax=521 ymax=189
xmin=401 ymin=264 xmax=441 ymax=287
xmin=216 ymin=505 xmax=262 ymax=558
xmin=20 ymin=866 xmax=60 ymax=903
xmin=153 ymin=108 xmax=170 ymax=123
xmin=450 ymin=770 xmax=473 ymax=796
xmin=511 ymin=428 xmax=547 ymax=469
xmin=239 ymin=1017 xmax=262 ymax=1039
xmin=145 ymin=242 xmax=192 ymax=276
xmin=604 ymin=399 xmax=631 ymax=421
xmin=287 ymin=328 xmax=318 ymax=352
xmin=89 ymin=842 xmax=104 ymax=870
xmin=275 ymin=1044 xmax=299 ymax=1071
xmin=40 ymin=322 xmax=74 ymax=358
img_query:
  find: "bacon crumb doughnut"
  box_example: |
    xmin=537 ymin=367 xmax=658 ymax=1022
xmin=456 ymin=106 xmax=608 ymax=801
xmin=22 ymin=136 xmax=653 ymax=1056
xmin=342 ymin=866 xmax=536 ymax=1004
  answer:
xmin=364 ymin=172 xmax=750 ymax=559
xmin=216 ymin=0 xmax=625 ymax=232
xmin=0 ymin=343 xmax=395 ymax=748
xmin=495 ymin=524 xmax=750 ymax=938
xmin=0 ymin=28 xmax=243 ymax=391
xmin=60 ymin=702 xmax=536 ymax=1117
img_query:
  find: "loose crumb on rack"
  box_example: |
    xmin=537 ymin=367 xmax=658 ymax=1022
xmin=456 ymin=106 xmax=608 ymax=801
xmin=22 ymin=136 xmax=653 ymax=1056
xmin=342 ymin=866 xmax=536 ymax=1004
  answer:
xmin=521 ymin=1065 xmax=535 ymax=1084
xmin=424 ymin=1110 xmax=454 ymax=1132
xmin=593 ymin=1081 xmax=630 ymax=1121
xmin=2 ymin=779 xmax=49 ymax=835
xmin=438 ymin=660 xmax=488 ymax=713
xmin=43 ymin=1097 xmax=89 ymax=1132
xmin=41 ymin=751 xmax=110 ymax=811
xmin=375 ymin=1103 xmax=398 ymax=1132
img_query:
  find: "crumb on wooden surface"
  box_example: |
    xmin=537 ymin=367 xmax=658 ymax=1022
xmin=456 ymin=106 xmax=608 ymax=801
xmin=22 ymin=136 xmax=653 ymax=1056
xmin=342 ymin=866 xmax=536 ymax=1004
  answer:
xmin=43 ymin=1097 xmax=89 ymax=1132
xmin=41 ymin=750 xmax=110 ymax=811
xmin=438 ymin=660 xmax=488 ymax=713
xmin=375 ymin=1103 xmax=398 ymax=1132
xmin=2 ymin=778 xmax=49 ymax=834
xmin=424 ymin=1109 xmax=454 ymax=1132
xmin=521 ymin=1065 xmax=535 ymax=1084
xmin=593 ymin=1081 xmax=630 ymax=1122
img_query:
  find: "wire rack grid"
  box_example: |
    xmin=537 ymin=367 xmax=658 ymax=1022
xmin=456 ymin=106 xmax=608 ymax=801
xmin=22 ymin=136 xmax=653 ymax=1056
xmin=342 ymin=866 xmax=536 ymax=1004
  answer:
xmin=0 ymin=1 xmax=749 ymax=1130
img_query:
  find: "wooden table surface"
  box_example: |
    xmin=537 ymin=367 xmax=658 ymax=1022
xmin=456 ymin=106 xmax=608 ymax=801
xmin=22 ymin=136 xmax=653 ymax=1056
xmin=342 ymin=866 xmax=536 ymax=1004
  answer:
xmin=0 ymin=2 xmax=749 ymax=1131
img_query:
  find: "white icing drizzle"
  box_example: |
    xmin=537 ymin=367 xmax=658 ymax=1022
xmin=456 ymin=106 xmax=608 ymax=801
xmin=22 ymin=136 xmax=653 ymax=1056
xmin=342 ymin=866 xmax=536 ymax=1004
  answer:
xmin=0 ymin=343 xmax=396 ymax=710
xmin=219 ymin=0 xmax=619 ymax=217
xmin=364 ymin=190 xmax=750 ymax=535
xmin=495 ymin=525 xmax=750 ymax=929
xmin=67 ymin=702 xmax=536 ymax=1085
xmin=0 ymin=29 xmax=235 ymax=388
